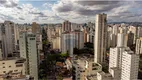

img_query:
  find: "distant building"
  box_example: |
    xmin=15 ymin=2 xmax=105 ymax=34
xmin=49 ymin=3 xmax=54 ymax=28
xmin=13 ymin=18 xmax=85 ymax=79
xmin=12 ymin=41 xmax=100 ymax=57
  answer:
xmin=136 ymin=37 xmax=142 ymax=54
xmin=127 ymin=31 xmax=134 ymax=47
xmin=19 ymin=32 xmax=38 ymax=80
xmin=61 ymin=32 xmax=75 ymax=57
xmin=32 ymin=22 xmax=40 ymax=34
xmin=62 ymin=20 xmax=71 ymax=32
xmin=52 ymin=37 xmax=61 ymax=50
xmin=120 ymin=23 xmax=128 ymax=34
xmin=117 ymin=33 xmax=125 ymax=47
xmin=94 ymin=13 xmax=107 ymax=64
xmin=136 ymin=27 xmax=142 ymax=39
xmin=61 ymin=31 xmax=84 ymax=57
xmin=0 ymin=49 xmax=2 ymax=60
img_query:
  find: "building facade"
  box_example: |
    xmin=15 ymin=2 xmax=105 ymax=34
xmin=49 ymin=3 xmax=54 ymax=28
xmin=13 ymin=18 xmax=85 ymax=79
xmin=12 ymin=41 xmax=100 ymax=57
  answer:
xmin=121 ymin=49 xmax=139 ymax=80
xmin=1 ymin=21 xmax=16 ymax=58
xmin=94 ymin=13 xmax=107 ymax=64
xmin=19 ymin=32 xmax=38 ymax=80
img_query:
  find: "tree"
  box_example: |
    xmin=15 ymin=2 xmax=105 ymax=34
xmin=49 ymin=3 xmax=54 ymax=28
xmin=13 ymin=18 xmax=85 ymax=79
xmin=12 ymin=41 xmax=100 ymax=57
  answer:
xmin=73 ymin=48 xmax=80 ymax=54
xmin=56 ymin=75 xmax=63 ymax=80
xmin=84 ymin=42 xmax=93 ymax=48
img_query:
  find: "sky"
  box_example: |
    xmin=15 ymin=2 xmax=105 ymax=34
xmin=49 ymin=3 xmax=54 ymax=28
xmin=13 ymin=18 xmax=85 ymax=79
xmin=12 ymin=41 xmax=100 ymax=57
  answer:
xmin=0 ymin=0 xmax=142 ymax=24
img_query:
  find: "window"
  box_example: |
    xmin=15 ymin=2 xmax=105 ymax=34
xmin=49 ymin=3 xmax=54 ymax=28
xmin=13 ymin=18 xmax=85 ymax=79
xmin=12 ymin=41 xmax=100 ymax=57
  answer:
xmin=9 ymin=66 xmax=11 ymax=68
xmin=3 ymin=66 xmax=5 ymax=68
xmin=2 ymin=62 xmax=5 ymax=64
xmin=3 ymin=71 xmax=6 ymax=73
xmin=30 ymin=38 xmax=35 ymax=40
xmin=14 ymin=70 xmax=18 ymax=72
xmin=16 ymin=64 xmax=23 ymax=67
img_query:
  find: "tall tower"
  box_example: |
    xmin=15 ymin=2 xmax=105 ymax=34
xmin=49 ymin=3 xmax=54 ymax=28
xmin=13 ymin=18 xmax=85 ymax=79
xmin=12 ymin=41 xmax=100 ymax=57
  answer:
xmin=1 ymin=21 xmax=16 ymax=58
xmin=94 ymin=13 xmax=107 ymax=64
xmin=19 ymin=32 xmax=38 ymax=80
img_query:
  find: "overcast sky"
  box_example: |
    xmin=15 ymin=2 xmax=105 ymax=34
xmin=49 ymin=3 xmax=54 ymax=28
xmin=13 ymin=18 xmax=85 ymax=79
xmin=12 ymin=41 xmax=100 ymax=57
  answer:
xmin=0 ymin=0 xmax=142 ymax=24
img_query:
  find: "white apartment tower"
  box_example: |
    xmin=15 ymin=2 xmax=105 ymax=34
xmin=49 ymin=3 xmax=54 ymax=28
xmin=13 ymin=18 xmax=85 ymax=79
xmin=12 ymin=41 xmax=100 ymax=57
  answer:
xmin=109 ymin=33 xmax=139 ymax=80
xmin=121 ymin=49 xmax=139 ymax=80
xmin=19 ymin=32 xmax=38 ymax=80
xmin=94 ymin=13 xmax=107 ymax=64
xmin=61 ymin=31 xmax=84 ymax=57
xmin=1 ymin=21 xmax=16 ymax=58
xmin=109 ymin=33 xmax=126 ymax=71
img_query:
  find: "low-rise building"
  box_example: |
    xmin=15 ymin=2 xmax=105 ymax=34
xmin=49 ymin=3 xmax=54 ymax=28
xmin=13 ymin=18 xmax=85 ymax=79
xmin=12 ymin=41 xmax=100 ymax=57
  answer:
xmin=73 ymin=54 xmax=102 ymax=80
xmin=0 ymin=58 xmax=26 ymax=79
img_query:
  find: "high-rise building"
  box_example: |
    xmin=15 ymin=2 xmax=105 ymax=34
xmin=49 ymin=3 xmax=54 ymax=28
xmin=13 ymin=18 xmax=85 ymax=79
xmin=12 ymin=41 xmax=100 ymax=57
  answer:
xmin=109 ymin=32 xmax=139 ymax=80
xmin=0 ymin=49 xmax=2 ymax=60
xmin=109 ymin=33 xmax=126 ymax=71
xmin=121 ymin=49 xmax=139 ymax=80
xmin=61 ymin=31 xmax=84 ymax=57
xmin=136 ymin=27 xmax=142 ymax=39
xmin=120 ymin=23 xmax=128 ymax=34
xmin=61 ymin=32 xmax=75 ymax=57
xmin=19 ymin=32 xmax=38 ymax=80
xmin=62 ymin=20 xmax=71 ymax=32
xmin=1 ymin=21 xmax=16 ymax=58
xmin=14 ymin=24 xmax=20 ymax=51
xmin=110 ymin=34 xmax=117 ymax=47
xmin=32 ymin=22 xmax=40 ymax=34
xmin=52 ymin=37 xmax=61 ymax=50
xmin=117 ymin=33 xmax=125 ymax=47
xmin=127 ymin=31 xmax=134 ymax=47
xmin=107 ymin=27 xmax=112 ymax=48
xmin=0 ymin=24 xmax=2 ymax=41
xmin=110 ymin=25 xmax=119 ymax=47
xmin=129 ymin=26 xmax=136 ymax=44
xmin=94 ymin=13 xmax=107 ymax=64
xmin=135 ymin=37 xmax=142 ymax=54
xmin=112 ymin=25 xmax=119 ymax=35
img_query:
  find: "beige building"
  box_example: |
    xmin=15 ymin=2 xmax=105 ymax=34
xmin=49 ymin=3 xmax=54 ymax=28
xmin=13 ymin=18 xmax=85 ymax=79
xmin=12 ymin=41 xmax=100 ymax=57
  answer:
xmin=136 ymin=37 xmax=142 ymax=54
xmin=32 ymin=22 xmax=40 ymax=34
xmin=52 ymin=37 xmax=61 ymax=50
xmin=0 ymin=58 xmax=25 ymax=79
xmin=94 ymin=13 xmax=107 ymax=64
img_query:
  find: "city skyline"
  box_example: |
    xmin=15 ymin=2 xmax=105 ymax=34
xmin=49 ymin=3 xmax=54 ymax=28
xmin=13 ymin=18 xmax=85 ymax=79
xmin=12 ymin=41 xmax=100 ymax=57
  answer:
xmin=0 ymin=13 xmax=142 ymax=79
xmin=0 ymin=0 xmax=142 ymax=23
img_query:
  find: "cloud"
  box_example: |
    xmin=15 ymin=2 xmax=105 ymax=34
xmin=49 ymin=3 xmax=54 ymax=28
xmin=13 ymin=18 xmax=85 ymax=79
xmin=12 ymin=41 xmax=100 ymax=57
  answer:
xmin=42 ymin=3 xmax=53 ymax=9
xmin=19 ymin=17 xmax=25 ymax=20
xmin=52 ymin=0 xmax=123 ymax=16
xmin=0 ymin=0 xmax=142 ymax=23
xmin=0 ymin=2 xmax=63 ymax=23
xmin=52 ymin=0 xmax=142 ymax=22
xmin=107 ymin=1 xmax=142 ymax=22
xmin=0 ymin=0 xmax=19 ymax=7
